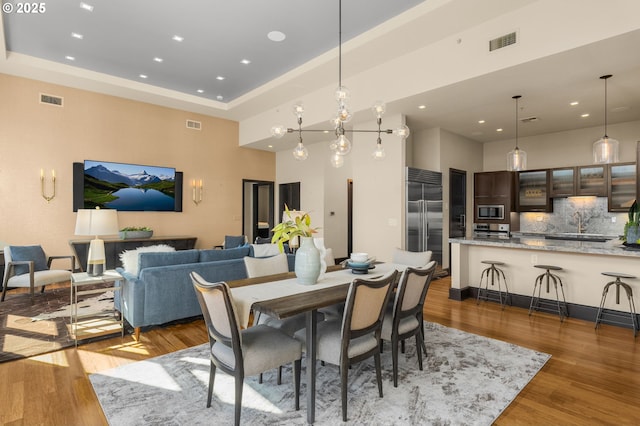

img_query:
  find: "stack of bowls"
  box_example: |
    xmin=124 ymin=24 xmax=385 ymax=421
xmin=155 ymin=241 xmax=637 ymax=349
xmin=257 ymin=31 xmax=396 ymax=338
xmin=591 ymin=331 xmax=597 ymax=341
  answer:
xmin=347 ymin=252 xmax=373 ymax=274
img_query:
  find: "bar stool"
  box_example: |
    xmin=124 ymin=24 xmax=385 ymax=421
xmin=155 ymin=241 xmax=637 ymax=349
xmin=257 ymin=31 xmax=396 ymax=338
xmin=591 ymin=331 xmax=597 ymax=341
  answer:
xmin=528 ymin=265 xmax=569 ymax=321
xmin=595 ymin=272 xmax=638 ymax=338
xmin=476 ymin=260 xmax=510 ymax=309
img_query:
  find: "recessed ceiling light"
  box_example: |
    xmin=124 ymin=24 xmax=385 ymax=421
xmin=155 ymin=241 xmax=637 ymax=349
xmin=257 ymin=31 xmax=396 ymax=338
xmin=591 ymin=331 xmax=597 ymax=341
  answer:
xmin=496 ymin=128 xmax=503 ymax=132
xmin=268 ymin=145 xmax=273 ymax=149
xmin=267 ymin=31 xmax=286 ymax=42
xmin=139 ymin=74 xmax=148 ymax=79
xmin=216 ymin=76 xmax=225 ymax=81
xmin=581 ymin=113 xmax=590 ymax=118
xmin=570 ymin=101 xmax=579 ymax=106
xmin=79 ymin=2 xmax=93 ymax=11
xmin=418 ymin=105 xmax=426 ymax=110
xmin=71 ymin=32 xmax=84 ymax=40
xmin=153 ymin=57 xmax=163 ymax=63
xmin=478 ymin=120 xmax=485 ymax=124
xmin=65 ymin=55 xmax=75 ymax=61
xmin=216 ymin=95 xmax=224 ymax=101
xmin=172 ymin=35 xmax=184 ymax=42
xmin=196 ymin=89 xmax=204 ymax=93
xmin=240 ymin=59 xmax=251 ymax=65
xmin=611 ymin=106 xmax=630 ymax=113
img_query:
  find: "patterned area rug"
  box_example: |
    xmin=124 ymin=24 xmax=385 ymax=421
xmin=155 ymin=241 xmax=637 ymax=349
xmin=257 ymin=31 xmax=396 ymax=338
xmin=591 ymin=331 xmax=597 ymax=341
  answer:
xmin=90 ymin=322 xmax=550 ymax=425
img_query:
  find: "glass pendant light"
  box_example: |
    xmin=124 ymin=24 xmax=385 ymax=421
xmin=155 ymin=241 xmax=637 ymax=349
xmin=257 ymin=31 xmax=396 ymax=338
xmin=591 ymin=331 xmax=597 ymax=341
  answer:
xmin=593 ymin=74 xmax=619 ymax=164
xmin=292 ymin=141 xmax=308 ymax=161
xmin=372 ymin=140 xmax=386 ymax=160
xmin=507 ymin=95 xmax=527 ymax=171
xmin=334 ymin=133 xmax=351 ymax=155
xmin=330 ymin=150 xmax=344 ymax=168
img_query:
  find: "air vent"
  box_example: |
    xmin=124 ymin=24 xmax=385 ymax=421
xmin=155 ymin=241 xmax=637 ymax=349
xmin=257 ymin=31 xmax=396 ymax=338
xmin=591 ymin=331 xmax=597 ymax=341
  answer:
xmin=40 ymin=93 xmax=63 ymax=107
xmin=186 ymin=119 xmax=201 ymax=130
xmin=520 ymin=116 xmax=539 ymax=123
xmin=489 ymin=31 xmax=517 ymax=51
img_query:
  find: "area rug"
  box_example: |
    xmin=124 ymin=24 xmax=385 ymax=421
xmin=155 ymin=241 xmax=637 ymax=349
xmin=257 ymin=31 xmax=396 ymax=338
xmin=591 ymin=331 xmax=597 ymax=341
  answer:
xmin=90 ymin=322 xmax=550 ymax=425
xmin=0 ymin=286 xmax=117 ymax=363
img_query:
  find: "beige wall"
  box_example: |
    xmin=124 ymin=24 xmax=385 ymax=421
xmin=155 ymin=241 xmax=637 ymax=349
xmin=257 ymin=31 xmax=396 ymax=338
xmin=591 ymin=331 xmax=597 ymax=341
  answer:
xmin=0 ymin=73 xmax=275 ymax=257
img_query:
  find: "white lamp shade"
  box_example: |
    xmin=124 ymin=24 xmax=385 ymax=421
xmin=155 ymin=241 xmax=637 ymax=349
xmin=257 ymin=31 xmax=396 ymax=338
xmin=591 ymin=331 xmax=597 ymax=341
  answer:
xmin=75 ymin=208 xmax=119 ymax=236
xmin=593 ymin=136 xmax=619 ymax=164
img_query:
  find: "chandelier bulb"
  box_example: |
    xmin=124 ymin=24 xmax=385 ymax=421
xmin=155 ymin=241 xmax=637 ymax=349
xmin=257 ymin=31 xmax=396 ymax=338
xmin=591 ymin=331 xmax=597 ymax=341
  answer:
xmin=372 ymin=142 xmax=386 ymax=160
xmin=394 ymin=125 xmax=410 ymax=139
xmin=335 ymin=86 xmax=350 ymax=103
xmin=271 ymin=125 xmax=288 ymax=139
xmin=330 ymin=150 xmax=345 ymax=168
xmin=335 ymin=134 xmax=352 ymax=155
xmin=372 ymin=101 xmax=386 ymax=119
xmin=292 ymin=102 xmax=305 ymax=119
xmin=292 ymin=142 xmax=308 ymax=161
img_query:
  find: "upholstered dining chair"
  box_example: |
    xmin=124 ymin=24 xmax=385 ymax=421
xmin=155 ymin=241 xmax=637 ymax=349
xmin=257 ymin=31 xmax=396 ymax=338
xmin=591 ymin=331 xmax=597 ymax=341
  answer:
xmin=392 ymin=247 xmax=433 ymax=267
xmin=190 ymin=272 xmax=302 ymax=426
xmin=2 ymin=245 xmax=75 ymax=302
xmin=297 ymin=270 xmax=398 ymax=422
xmin=381 ymin=261 xmax=437 ymax=387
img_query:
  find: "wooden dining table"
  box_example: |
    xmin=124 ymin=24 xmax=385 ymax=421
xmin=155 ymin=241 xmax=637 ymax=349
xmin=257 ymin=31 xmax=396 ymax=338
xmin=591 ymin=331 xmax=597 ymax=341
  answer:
xmin=228 ymin=262 xmax=405 ymax=424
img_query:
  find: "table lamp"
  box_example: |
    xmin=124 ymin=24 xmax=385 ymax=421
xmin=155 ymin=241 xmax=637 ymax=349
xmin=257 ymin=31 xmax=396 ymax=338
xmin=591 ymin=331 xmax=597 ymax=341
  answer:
xmin=75 ymin=207 xmax=119 ymax=276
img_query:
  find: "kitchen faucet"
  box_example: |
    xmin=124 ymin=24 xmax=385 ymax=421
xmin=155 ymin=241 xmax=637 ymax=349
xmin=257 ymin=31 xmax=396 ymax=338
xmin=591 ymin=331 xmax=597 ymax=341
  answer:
xmin=574 ymin=211 xmax=586 ymax=234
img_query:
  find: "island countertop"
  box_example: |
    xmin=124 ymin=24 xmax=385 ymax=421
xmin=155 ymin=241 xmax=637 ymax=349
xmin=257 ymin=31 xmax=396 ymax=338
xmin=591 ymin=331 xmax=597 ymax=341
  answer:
xmin=448 ymin=236 xmax=640 ymax=258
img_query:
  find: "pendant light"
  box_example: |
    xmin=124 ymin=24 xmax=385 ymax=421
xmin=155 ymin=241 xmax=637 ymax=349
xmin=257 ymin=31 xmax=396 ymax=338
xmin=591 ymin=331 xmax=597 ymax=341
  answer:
xmin=507 ymin=95 xmax=527 ymax=171
xmin=593 ymin=74 xmax=619 ymax=164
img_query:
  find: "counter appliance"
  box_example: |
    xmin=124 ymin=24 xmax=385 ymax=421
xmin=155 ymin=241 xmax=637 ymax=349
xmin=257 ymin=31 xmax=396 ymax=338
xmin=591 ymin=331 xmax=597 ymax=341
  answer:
xmin=473 ymin=223 xmax=510 ymax=239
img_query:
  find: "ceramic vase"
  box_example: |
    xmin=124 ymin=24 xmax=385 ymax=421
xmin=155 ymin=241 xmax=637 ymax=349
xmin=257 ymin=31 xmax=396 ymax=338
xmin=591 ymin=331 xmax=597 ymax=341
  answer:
xmin=295 ymin=236 xmax=321 ymax=285
xmin=313 ymin=237 xmax=328 ymax=280
xmin=626 ymin=224 xmax=640 ymax=244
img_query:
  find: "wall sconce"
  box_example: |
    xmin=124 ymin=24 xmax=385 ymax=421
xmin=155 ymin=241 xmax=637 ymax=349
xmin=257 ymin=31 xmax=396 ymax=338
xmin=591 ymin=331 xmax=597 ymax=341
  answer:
xmin=192 ymin=179 xmax=203 ymax=205
xmin=40 ymin=168 xmax=56 ymax=202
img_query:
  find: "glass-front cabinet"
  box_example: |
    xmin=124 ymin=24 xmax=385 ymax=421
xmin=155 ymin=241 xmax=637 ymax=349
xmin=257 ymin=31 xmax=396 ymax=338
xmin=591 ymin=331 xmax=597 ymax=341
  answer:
xmin=517 ymin=169 xmax=551 ymax=212
xmin=550 ymin=167 xmax=576 ymax=197
xmin=608 ymin=162 xmax=636 ymax=212
xmin=577 ymin=165 xmax=607 ymax=196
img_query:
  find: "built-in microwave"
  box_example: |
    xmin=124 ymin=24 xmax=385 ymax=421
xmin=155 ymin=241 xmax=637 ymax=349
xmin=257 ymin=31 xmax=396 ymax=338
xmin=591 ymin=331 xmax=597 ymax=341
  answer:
xmin=477 ymin=204 xmax=505 ymax=220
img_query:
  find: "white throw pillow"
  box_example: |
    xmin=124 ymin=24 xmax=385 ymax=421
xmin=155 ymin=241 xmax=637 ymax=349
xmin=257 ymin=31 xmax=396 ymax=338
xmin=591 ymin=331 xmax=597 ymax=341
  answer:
xmin=119 ymin=244 xmax=175 ymax=277
xmin=251 ymin=243 xmax=281 ymax=258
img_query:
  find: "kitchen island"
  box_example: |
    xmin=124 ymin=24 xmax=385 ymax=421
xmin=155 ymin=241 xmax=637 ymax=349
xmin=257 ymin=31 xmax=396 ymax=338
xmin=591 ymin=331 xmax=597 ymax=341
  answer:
xmin=449 ymin=236 xmax=640 ymax=323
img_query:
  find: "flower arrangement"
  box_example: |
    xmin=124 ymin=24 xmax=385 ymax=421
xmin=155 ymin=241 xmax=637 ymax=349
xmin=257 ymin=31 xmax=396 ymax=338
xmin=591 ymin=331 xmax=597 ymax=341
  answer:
xmin=120 ymin=226 xmax=153 ymax=232
xmin=119 ymin=226 xmax=153 ymax=240
xmin=271 ymin=205 xmax=318 ymax=252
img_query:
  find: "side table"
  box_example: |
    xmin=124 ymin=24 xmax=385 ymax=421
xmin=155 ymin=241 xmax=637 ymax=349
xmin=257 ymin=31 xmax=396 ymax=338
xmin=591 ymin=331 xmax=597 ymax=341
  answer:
xmin=70 ymin=270 xmax=124 ymax=346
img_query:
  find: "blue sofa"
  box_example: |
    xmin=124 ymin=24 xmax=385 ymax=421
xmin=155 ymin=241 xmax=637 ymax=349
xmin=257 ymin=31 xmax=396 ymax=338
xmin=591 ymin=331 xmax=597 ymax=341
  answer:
xmin=115 ymin=245 xmax=294 ymax=336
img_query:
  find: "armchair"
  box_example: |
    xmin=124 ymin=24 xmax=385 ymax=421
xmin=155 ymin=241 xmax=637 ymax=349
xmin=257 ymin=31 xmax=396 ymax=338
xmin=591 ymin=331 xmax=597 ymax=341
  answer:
xmin=2 ymin=245 xmax=75 ymax=302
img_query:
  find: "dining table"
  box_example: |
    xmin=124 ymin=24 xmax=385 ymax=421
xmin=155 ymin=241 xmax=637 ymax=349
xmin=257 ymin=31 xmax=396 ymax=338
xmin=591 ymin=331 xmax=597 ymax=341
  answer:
xmin=228 ymin=262 xmax=406 ymax=424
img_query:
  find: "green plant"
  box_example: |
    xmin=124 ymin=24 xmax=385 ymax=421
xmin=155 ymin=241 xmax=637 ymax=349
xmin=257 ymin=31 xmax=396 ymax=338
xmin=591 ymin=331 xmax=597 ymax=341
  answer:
xmin=120 ymin=226 xmax=153 ymax=232
xmin=271 ymin=205 xmax=318 ymax=252
xmin=622 ymin=200 xmax=639 ymax=242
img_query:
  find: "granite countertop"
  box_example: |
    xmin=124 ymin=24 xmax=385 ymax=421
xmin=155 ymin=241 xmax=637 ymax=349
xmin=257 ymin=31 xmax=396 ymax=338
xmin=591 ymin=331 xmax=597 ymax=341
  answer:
xmin=449 ymin=236 xmax=640 ymax=257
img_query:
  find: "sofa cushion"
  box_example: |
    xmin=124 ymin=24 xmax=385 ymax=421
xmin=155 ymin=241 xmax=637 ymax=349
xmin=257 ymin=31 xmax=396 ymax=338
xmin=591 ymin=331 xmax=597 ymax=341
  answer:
xmin=120 ymin=244 xmax=176 ymax=277
xmin=9 ymin=245 xmax=48 ymax=275
xmin=199 ymin=246 xmax=251 ymax=262
xmin=250 ymin=243 xmax=281 ymax=258
xmin=138 ymin=250 xmax=200 ymax=272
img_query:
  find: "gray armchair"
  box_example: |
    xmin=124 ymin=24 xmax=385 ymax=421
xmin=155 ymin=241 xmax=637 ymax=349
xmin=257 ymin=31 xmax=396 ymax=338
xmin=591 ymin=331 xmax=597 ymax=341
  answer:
xmin=2 ymin=245 xmax=75 ymax=302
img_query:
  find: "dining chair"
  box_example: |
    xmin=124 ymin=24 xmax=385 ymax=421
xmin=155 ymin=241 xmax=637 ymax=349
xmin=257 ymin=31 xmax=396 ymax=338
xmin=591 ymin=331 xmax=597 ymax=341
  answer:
xmin=392 ymin=247 xmax=433 ymax=267
xmin=2 ymin=245 xmax=75 ymax=302
xmin=381 ymin=261 xmax=437 ymax=387
xmin=190 ymin=272 xmax=302 ymax=426
xmin=297 ymin=270 xmax=397 ymax=421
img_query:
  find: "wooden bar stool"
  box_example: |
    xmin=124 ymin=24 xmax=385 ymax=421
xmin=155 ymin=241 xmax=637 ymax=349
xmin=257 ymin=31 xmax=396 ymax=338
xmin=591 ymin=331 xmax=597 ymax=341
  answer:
xmin=476 ymin=260 xmax=510 ymax=309
xmin=595 ymin=272 xmax=638 ymax=338
xmin=528 ymin=264 xmax=569 ymax=321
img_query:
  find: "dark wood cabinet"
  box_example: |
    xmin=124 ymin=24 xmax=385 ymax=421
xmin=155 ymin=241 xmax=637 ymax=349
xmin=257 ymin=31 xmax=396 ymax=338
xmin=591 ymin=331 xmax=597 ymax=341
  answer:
xmin=473 ymin=171 xmax=516 ymax=223
xmin=550 ymin=167 xmax=576 ymax=197
xmin=609 ymin=162 xmax=636 ymax=212
xmin=576 ymin=165 xmax=608 ymax=196
xmin=517 ymin=169 xmax=552 ymax=212
xmin=69 ymin=236 xmax=197 ymax=272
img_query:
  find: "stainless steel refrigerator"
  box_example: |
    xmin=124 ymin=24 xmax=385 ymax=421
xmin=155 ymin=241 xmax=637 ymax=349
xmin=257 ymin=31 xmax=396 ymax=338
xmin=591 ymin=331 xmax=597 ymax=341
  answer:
xmin=406 ymin=167 xmax=443 ymax=265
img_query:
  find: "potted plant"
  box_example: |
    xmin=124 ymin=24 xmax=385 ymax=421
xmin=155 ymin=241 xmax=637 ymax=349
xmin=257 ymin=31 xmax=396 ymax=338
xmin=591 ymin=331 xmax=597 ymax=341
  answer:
xmin=119 ymin=226 xmax=154 ymax=240
xmin=623 ymin=200 xmax=640 ymax=244
xmin=271 ymin=205 xmax=320 ymax=284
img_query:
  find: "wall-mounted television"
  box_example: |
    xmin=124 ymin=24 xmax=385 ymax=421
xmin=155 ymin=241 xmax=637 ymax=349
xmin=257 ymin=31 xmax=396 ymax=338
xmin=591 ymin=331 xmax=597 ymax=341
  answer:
xmin=73 ymin=161 xmax=183 ymax=212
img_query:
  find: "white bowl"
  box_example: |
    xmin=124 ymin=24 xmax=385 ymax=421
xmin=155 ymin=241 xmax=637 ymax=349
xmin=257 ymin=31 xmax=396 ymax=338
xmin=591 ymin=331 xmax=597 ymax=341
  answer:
xmin=350 ymin=252 xmax=369 ymax=263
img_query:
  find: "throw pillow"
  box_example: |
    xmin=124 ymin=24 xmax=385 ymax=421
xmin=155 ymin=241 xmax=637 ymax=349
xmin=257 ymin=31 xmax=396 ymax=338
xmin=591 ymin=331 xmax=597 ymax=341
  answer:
xmin=9 ymin=245 xmax=48 ymax=275
xmin=119 ymin=244 xmax=175 ymax=277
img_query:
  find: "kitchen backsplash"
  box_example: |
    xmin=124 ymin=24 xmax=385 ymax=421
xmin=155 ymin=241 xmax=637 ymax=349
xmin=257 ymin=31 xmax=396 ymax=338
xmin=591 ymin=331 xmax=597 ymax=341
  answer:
xmin=519 ymin=197 xmax=627 ymax=236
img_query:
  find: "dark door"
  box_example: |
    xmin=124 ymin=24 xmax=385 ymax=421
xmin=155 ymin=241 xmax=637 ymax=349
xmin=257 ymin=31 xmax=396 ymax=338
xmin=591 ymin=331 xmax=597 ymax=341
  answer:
xmin=449 ymin=168 xmax=467 ymax=239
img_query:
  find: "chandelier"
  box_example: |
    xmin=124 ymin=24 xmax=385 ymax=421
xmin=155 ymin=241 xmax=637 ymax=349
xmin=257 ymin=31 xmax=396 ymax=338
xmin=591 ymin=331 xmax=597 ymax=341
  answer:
xmin=270 ymin=0 xmax=410 ymax=168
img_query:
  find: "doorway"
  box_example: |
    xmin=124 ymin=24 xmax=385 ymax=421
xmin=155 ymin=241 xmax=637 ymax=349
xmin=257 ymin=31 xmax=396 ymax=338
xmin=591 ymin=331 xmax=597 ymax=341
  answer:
xmin=242 ymin=180 xmax=274 ymax=244
xmin=449 ymin=168 xmax=467 ymax=267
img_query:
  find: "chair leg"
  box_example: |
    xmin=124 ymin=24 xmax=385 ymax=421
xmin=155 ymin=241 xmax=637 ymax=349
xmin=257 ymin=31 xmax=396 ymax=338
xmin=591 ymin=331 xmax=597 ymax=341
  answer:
xmin=40 ymin=285 xmax=46 ymax=294
xmin=420 ymin=317 xmax=427 ymax=355
xmin=258 ymin=373 xmax=263 ymax=384
xmin=401 ymin=339 xmax=405 ymax=354
xmin=234 ymin=374 xmax=244 ymax=426
xmin=374 ymin=352 xmax=383 ymax=398
xmin=207 ymin=362 xmax=216 ymax=408
xmin=341 ymin=360 xmax=349 ymax=422
xmin=392 ymin=336 xmax=399 ymax=388
xmin=133 ymin=327 xmax=141 ymax=341
xmin=277 ymin=366 xmax=283 ymax=385
xmin=293 ymin=359 xmax=301 ymax=411
xmin=416 ymin=332 xmax=424 ymax=371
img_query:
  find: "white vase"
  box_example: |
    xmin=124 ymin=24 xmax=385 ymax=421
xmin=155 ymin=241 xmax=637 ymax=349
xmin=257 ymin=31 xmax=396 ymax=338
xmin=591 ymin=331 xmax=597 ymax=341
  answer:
xmin=295 ymin=236 xmax=321 ymax=285
xmin=313 ymin=237 xmax=328 ymax=280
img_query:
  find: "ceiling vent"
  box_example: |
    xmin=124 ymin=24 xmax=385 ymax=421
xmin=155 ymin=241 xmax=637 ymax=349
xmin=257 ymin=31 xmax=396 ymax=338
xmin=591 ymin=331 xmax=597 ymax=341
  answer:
xmin=520 ymin=116 xmax=539 ymax=123
xmin=40 ymin=93 xmax=63 ymax=107
xmin=186 ymin=119 xmax=201 ymax=130
xmin=489 ymin=31 xmax=517 ymax=52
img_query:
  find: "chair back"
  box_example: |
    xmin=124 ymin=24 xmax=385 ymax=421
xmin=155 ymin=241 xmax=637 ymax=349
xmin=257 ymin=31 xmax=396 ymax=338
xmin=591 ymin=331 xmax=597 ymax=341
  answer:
xmin=392 ymin=248 xmax=432 ymax=267
xmin=342 ymin=270 xmax=397 ymax=338
xmin=190 ymin=272 xmax=243 ymax=370
xmin=394 ymin=261 xmax=437 ymax=319
xmin=243 ymin=253 xmax=288 ymax=278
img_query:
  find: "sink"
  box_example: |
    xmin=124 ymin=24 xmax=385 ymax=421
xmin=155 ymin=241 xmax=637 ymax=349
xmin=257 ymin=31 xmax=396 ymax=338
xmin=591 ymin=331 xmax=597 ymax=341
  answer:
xmin=545 ymin=233 xmax=612 ymax=242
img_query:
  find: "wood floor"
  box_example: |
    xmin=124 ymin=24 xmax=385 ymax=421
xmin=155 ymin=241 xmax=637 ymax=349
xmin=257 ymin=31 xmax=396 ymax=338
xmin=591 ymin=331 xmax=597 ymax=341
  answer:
xmin=1 ymin=276 xmax=638 ymax=425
